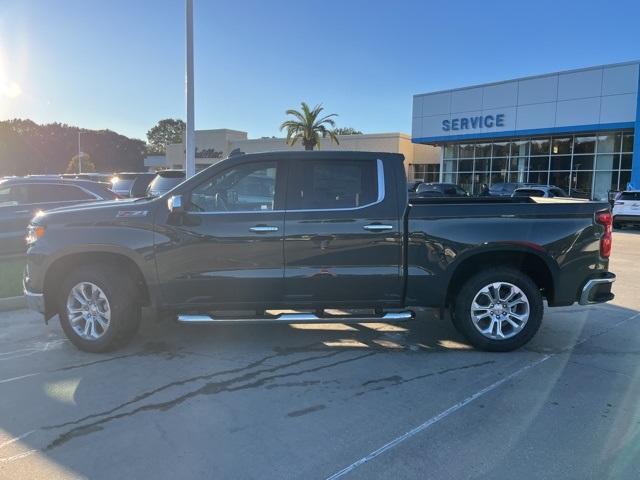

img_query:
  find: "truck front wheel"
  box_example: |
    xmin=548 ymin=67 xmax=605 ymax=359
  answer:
xmin=58 ymin=265 xmax=141 ymax=352
xmin=452 ymin=268 xmax=543 ymax=352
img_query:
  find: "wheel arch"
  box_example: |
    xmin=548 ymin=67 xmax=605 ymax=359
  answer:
xmin=444 ymin=245 xmax=558 ymax=307
xmin=43 ymin=250 xmax=151 ymax=320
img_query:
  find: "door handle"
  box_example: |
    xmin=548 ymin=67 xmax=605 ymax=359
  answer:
xmin=249 ymin=225 xmax=279 ymax=233
xmin=15 ymin=210 xmax=31 ymax=214
xmin=363 ymin=224 xmax=394 ymax=231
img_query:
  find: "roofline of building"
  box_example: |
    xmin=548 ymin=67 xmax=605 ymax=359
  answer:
xmin=414 ymin=59 xmax=640 ymax=98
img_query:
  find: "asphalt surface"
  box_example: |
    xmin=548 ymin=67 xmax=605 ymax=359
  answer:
xmin=1 ymin=230 xmax=639 ymax=479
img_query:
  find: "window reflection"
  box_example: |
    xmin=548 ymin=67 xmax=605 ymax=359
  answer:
xmin=440 ymin=130 xmax=633 ymax=198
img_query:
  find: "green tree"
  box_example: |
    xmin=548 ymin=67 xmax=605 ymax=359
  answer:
xmin=334 ymin=127 xmax=362 ymax=135
xmin=280 ymin=102 xmax=339 ymax=150
xmin=66 ymin=153 xmax=95 ymax=173
xmin=146 ymin=118 xmax=186 ymax=154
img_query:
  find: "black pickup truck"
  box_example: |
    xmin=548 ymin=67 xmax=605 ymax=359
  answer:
xmin=23 ymin=151 xmax=615 ymax=353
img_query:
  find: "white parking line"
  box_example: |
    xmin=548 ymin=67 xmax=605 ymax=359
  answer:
xmin=326 ymin=312 xmax=640 ymax=479
xmin=0 ymin=430 xmax=35 ymax=449
xmin=0 ymin=372 xmax=41 ymax=385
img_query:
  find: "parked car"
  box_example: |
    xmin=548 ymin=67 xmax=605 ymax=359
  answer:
xmin=0 ymin=177 xmax=118 ymax=257
xmin=407 ymin=181 xmax=422 ymax=193
xmin=24 ymin=151 xmax=615 ymax=353
xmin=488 ymin=182 xmax=548 ymax=196
xmin=110 ymin=172 xmax=156 ymax=198
xmin=62 ymin=173 xmax=113 ymax=184
xmin=612 ymin=190 xmax=640 ymax=228
xmin=146 ymin=170 xmax=185 ymax=197
xmin=412 ymin=182 xmax=469 ymax=198
xmin=512 ymin=185 xmax=568 ymax=198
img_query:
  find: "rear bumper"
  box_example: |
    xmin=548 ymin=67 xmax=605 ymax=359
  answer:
xmin=578 ymin=272 xmax=616 ymax=305
xmin=613 ymin=214 xmax=640 ymax=223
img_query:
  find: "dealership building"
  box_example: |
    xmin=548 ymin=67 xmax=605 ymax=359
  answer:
xmin=411 ymin=61 xmax=640 ymax=199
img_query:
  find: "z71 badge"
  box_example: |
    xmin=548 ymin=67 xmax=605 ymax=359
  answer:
xmin=116 ymin=210 xmax=149 ymax=218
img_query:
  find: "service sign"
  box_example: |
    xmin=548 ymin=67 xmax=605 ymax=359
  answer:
xmin=442 ymin=113 xmax=505 ymax=132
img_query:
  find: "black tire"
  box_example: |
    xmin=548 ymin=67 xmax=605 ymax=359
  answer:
xmin=452 ymin=268 xmax=543 ymax=352
xmin=58 ymin=264 xmax=141 ymax=353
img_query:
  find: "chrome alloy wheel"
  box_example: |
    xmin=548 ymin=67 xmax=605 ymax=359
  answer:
xmin=470 ymin=282 xmax=530 ymax=340
xmin=66 ymin=282 xmax=111 ymax=340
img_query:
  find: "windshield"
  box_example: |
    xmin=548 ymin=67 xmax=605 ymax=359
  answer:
xmin=146 ymin=174 xmax=185 ymax=197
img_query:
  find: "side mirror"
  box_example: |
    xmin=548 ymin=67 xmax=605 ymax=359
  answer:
xmin=168 ymin=195 xmax=184 ymax=214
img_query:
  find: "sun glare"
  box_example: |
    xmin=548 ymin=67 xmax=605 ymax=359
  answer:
xmin=3 ymin=81 xmax=22 ymax=99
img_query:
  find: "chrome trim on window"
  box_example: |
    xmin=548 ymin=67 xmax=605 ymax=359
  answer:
xmin=187 ymin=158 xmax=386 ymax=215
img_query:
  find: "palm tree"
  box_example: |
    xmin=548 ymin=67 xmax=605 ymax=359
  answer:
xmin=280 ymin=102 xmax=339 ymax=150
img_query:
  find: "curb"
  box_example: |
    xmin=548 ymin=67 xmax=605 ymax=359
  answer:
xmin=0 ymin=296 xmax=26 ymax=313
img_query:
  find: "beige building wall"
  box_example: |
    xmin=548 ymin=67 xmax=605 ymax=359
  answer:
xmin=158 ymin=129 xmax=440 ymax=174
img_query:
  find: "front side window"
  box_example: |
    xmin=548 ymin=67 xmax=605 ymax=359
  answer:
xmin=189 ymin=162 xmax=277 ymax=212
xmin=287 ymin=159 xmax=377 ymax=210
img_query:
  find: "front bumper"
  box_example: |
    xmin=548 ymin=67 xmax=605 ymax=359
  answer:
xmin=23 ymin=280 xmax=45 ymax=315
xmin=613 ymin=214 xmax=640 ymax=223
xmin=579 ymin=272 xmax=616 ymax=305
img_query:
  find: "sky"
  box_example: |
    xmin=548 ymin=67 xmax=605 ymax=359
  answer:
xmin=1 ymin=0 xmax=639 ymax=142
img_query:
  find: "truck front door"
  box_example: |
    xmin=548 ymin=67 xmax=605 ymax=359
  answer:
xmin=154 ymin=159 xmax=285 ymax=308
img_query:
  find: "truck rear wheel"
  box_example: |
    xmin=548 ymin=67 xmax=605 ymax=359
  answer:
xmin=452 ymin=268 xmax=543 ymax=352
xmin=58 ymin=265 xmax=141 ymax=352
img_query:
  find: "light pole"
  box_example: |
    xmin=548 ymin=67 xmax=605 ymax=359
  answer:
xmin=78 ymin=130 xmax=82 ymax=174
xmin=185 ymin=0 xmax=196 ymax=178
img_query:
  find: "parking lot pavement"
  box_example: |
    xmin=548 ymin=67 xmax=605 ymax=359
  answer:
xmin=0 ymin=231 xmax=638 ymax=479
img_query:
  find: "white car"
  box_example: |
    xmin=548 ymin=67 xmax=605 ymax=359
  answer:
xmin=613 ymin=191 xmax=640 ymax=228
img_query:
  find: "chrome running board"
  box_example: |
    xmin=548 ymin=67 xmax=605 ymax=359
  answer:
xmin=177 ymin=311 xmax=414 ymax=325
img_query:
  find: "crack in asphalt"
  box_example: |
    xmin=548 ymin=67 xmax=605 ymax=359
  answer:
xmin=354 ymin=360 xmax=496 ymax=396
xmin=43 ymin=343 xmax=325 ymax=431
xmin=44 ymin=350 xmax=378 ymax=450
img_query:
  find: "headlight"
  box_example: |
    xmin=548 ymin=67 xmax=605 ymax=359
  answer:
xmin=26 ymin=225 xmax=46 ymax=245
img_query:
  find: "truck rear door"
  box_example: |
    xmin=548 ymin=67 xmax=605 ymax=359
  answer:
xmin=282 ymin=155 xmax=403 ymax=307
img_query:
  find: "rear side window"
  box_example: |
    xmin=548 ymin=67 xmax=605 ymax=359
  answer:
xmin=620 ymin=192 xmax=640 ymax=201
xmin=513 ymin=189 xmax=545 ymax=197
xmin=26 ymin=184 xmax=95 ymax=203
xmin=287 ymin=159 xmax=378 ymax=210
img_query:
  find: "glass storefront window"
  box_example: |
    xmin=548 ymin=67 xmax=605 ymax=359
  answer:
xmin=475 ymin=143 xmax=492 ymax=157
xmin=444 ymin=145 xmax=458 ymax=159
xmin=459 ymin=159 xmax=473 ymax=171
xmin=509 ymin=171 xmax=527 ymax=183
xmin=438 ymin=130 xmax=633 ymax=199
xmin=493 ymin=142 xmax=509 ymax=157
xmin=510 ymin=140 xmax=529 ymax=157
xmin=571 ymin=171 xmax=594 ymax=198
xmin=459 ymin=144 xmax=474 ymax=158
xmin=593 ymin=171 xmax=619 ymax=201
xmin=550 ymin=155 xmax=571 ymax=170
xmin=474 ymin=158 xmax=490 ymax=173
xmin=529 ymin=157 xmax=549 ymax=171
xmin=596 ymin=133 xmax=623 ymax=153
xmin=622 ymin=133 xmax=634 ymax=152
xmin=595 ymin=154 xmax=619 ymax=171
xmin=509 ymin=157 xmax=528 ymax=175
xmin=530 ymin=138 xmax=550 ymax=156
xmin=572 ymin=155 xmax=594 ymax=171
xmin=528 ymin=171 xmax=548 ymax=185
xmin=458 ymin=173 xmax=473 ymax=192
xmin=549 ymin=171 xmax=571 ymax=193
xmin=491 ymin=158 xmax=508 ymax=172
xmin=443 ymin=172 xmax=456 ymax=184
xmin=574 ymin=135 xmax=596 ymax=154
xmin=620 ymin=171 xmax=631 ymax=190
xmin=552 ymin=137 xmax=572 ymax=155
xmin=473 ymin=173 xmax=490 ymax=194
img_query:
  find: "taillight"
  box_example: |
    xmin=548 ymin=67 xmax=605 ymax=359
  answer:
xmin=596 ymin=211 xmax=612 ymax=258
